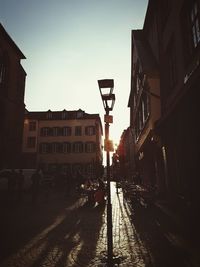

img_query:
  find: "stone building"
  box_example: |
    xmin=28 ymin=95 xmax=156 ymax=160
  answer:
xmin=128 ymin=0 xmax=200 ymax=225
xmin=0 ymin=23 xmax=26 ymax=169
xmin=128 ymin=24 xmax=161 ymax=191
xmin=22 ymin=109 xmax=103 ymax=179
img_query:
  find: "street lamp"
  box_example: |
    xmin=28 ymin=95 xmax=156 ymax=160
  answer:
xmin=98 ymin=79 xmax=115 ymax=266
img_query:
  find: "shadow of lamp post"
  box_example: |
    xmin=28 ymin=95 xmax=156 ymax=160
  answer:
xmin=98 ymin=79 xmax=115 ymax=266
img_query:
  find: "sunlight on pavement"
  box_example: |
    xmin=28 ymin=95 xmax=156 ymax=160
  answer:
xmin=109 ymin=182 xmax=151 ymax=266
xmin=1 ymin=187 xmax=154 ymax=267
xmin=0 ymin=198 xmax=83 ymax=267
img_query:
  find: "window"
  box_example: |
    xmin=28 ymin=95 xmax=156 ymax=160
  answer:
xmin=73 ymin=142 xmax=83 ymax=153
xmin=46 ymin=110 xmax=52 ymax=119
xmin=85 ymin=126 xmax=95 ymax=135
xmin=77 ymin=110 xmax=84 ymax=118
xmin=52 ymin=127 xmax=62 ymax=136
xmin=40 ymin=143 xmax=50 ymax=153
xmin=29 ymin=121 xmax=36 ymax=131
xmin=63 ymin=142 xmax=71 ymax=153
xmin=135 ymin=115 xmax=140 ymax=141
xmin=62 ymin=110 xmax=68 ymax=119
xmin=136 ymin=76 xmax=140 ymax=93
xmin=63 ymin=126 xmax=71 ymax=136
xmin=190 ymin=1 xmax=200 ymax=48
xmin=85 ymin=142 xmax=96 ymax=153
xmin=27 ymin=137 xmax=36 ymax=148
xmin=75 ymin=126 xmax=82 ymax=136
xmin=0 ymin=61 xmax=6 ymax=84
xmin=181 ymin=0 xmax=200 ymax=64
xmin=138 ymin=104 xmax=143 ymax=131
xmin=0 ymin=52 xmax=9 ymax=96
xmin=40 ymin=127 xmax=50 ymax=136
xmin=141 ymin=91 xmax=150 ymax=122
xmin=52 ymin=142 xmax=61 ymax=153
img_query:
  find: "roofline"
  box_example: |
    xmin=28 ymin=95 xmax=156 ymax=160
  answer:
xmin=0 ymin=23 xmax=26 ymax=59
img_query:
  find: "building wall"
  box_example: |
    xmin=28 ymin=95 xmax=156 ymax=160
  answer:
xmin=0 ymin=24 xmax=26 ymax=169
xmin=22 ymin=110 xmax=103 ymax=178
xmin=129 ymin=0 xmax=200 ymax=221
xmin=134 ymin=77 xmax=160 ymax=154
xmin=128 ymin=24 xmax=161 ymax=190
xmin=155 ymin=0 xmax=200 ymax=212
xmin=37 ymin=118 xmax=101 ymax=165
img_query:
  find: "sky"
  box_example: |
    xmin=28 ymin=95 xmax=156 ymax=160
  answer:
xmin=1 ymin=0 xmax=148 ymax=145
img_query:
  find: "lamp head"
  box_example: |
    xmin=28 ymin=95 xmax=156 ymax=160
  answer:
xmin=102 ymin=93 xmax=115 ymax=111
xmin=98 ymin=79 xmax=115 ymax=111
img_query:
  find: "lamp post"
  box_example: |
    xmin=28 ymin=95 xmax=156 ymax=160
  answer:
xmin=98 ymin=79 xmax=115 ymax=266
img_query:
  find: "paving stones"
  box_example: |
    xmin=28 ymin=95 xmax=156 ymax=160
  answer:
xmin=1 ymin=183 xmax=196 ymax=267
xmin=0 ymin=184 xmax=152 ymax=267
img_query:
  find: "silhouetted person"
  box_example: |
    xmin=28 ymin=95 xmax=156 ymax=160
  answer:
xmin=97 ymin=178 xmax=105 ymax=190
xmin=84 ymin=178 xmax=95 ymax=205
xmin=31 ymin=169 xmax=41 ymax=204
xmin=94 ymin=178 xmax=105 ymax=205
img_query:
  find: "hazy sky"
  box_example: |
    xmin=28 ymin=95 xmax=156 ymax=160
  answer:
xmin=1 ymin=0 xmax=148 ymax=144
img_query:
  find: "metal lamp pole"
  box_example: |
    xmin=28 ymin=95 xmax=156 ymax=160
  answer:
xmin=105 ymin=108 xmax=113 ymax=266
xmin=98 ymin=79 xmax=115 ymax=267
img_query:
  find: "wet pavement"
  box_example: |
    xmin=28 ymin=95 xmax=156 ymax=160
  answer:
xmin=0 ymin=183 xmax=199 ymax=267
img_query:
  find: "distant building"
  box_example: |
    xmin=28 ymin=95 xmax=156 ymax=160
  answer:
xmin=0 ymin=23 xmax=26 ymax=169
xmin=116 ymin=127 xmax=135 ymax=181
xmin=22 ymin=109 xmax=103 ymax=179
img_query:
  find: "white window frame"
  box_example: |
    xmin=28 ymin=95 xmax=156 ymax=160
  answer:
xmin=86 ymin=126 xmax=95 ymax=136
xmin=63 ymin=126 xmax=71 ymax=136
xmin=73 ymin=142 xmax=83 ymax=153
xmin=85 ymin=142 xmax=96 ymax=153
xmin=63 ymin=142 xmax=71 ymax=153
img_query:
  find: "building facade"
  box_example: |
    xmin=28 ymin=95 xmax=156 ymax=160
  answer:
xmin=0 ymin=23 xmax=26 ymax=169
xmin=115 ymin=127 xmax=135 ymax=182
xmin=128 ymin=25 xmax=161 ymax=191
xmin=154 ymin=0 xmax=200 ymax=216
xmin=129 ymin=0 xmax=200 ymax=224
xmin=22 ymin=109 xmax=103 ymax=179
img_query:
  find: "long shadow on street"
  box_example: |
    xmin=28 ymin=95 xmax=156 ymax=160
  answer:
xmin=0 ymin=191 xmax=105 ymax=267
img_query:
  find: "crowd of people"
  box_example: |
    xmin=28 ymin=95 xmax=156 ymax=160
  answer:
xmin=1 ymin=168 xmax=106 ymax=207
xmin=82 ymin=177 xmax=106 ymax=206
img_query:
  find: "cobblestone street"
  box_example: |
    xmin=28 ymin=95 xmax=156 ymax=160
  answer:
xmin=0 ymin=183 xmax=199 ymax=267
